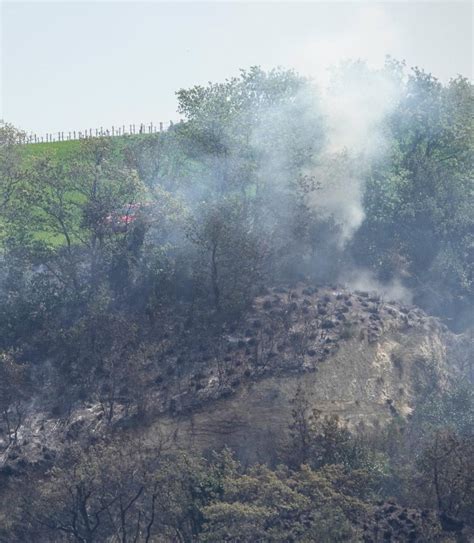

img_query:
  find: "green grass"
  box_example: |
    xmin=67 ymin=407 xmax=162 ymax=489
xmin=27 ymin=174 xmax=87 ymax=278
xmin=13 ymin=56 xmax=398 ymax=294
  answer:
xmin=18 ymin=139 xmax=84 ymax=166
xmin=6 ymin=135 xmax=158 ymax=248
xmin=4 ymin=132 xmax=180 ymax=249
xmin=19 ymin=133 xmax=158 ymax=162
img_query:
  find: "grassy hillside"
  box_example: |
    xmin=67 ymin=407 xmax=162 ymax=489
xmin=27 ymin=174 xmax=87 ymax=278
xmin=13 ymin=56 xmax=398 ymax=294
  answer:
xmin=6 ymin=134 xmax=162 ymax=246
xmin=19 ymin=133 xmax=157 ymax=162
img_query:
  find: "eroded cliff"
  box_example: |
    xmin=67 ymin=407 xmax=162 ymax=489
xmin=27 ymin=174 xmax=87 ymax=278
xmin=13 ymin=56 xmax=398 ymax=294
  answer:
xmin=1 ymin=284 xmax=466 ymax=473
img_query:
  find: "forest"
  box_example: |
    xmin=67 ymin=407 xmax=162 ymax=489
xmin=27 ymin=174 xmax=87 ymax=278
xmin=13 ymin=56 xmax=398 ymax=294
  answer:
xmin=0 ymin=61 xmax=473 ymax=542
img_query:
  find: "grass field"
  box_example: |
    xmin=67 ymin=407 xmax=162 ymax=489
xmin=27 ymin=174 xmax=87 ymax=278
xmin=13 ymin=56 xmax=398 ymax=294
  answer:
xmin=19 ymin=133 xmax=158 ymax=161
xmin=4 ymin=134 xmax=160 ymax=248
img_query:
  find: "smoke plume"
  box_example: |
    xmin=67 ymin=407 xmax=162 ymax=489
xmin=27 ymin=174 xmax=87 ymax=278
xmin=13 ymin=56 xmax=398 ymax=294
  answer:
xmin=309 ymin=62 xmax=401 ymax=246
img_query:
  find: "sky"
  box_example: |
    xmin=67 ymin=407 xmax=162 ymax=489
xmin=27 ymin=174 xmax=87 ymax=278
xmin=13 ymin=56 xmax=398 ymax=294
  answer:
xmin=1 ymin=1 xmax=472 ymax=136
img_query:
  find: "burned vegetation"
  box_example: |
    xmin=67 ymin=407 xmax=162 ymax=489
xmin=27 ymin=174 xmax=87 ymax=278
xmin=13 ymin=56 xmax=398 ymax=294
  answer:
xmin=0 ymin=61 xmax=473 ymax=542
xmin=154 ymin=284 xmax=436 ymax=416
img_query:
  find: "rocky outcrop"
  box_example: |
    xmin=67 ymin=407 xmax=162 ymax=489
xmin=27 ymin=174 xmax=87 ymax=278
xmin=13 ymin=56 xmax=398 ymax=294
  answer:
xmin=0 ymin=284 xmax=464 ymax=471
xmin=145 ymin=285 xmax=457 ymax=463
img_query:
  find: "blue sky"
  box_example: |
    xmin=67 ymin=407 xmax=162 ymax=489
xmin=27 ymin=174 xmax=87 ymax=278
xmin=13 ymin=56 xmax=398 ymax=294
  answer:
xmin=1 ymin=1 xmax=472 ymax=136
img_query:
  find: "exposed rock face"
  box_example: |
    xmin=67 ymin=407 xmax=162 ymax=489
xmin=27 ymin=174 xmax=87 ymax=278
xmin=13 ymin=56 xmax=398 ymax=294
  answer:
xmin=146 ymin=285 xmax=456 ymax=463
xmin=0 ymin=284 xmax=464 ymax=472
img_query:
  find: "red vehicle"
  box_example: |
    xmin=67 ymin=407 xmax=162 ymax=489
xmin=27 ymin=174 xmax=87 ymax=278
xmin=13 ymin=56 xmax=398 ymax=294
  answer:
xmin=105 ymin=203 xmax=148 ymax=233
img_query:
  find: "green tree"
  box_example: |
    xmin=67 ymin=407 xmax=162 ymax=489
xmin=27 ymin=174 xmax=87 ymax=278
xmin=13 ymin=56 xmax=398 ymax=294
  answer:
xmin=355 ymin=69 xmax=474 ymax=328
xmin=187 ymin=197 xmax=266 ymax=316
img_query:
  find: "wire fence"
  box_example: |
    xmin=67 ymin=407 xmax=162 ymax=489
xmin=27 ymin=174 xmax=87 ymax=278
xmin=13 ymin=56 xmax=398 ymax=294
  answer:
xmin=16 ymin=120 xmax=178 ymax=144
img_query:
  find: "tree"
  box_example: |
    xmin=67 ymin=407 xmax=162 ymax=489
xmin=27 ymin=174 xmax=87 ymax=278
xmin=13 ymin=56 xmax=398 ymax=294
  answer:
xmin=416 ymin=430 xmax=473 ymax=522
xmin=354 ymin=69 xmax=474 ymax=328
xmin=2 ymin=137 xmax=146 ymax=298
xmin=176 ymin=67 xmax=324 ymax=279
xmin=201 ymin=461 xmax=359 ymax=542
xmin=288 ymin=387 xmax=376 ymax=473
xmin=187 ymin=197 xmax=266 ymax=317
xmin=0 ymin=351 xmax=29 ymax=449
xmin=0 ymin=121 xmax=27 ymax=209
xmin=19 ymin=443 xmax=220 ymax=543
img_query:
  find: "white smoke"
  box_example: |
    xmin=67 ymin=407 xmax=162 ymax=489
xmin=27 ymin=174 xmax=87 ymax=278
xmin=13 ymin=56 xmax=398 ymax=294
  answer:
xmin=247 ymin=58 xmax=407 ymax=292
xmin=342 ymin=268 xmax=413 ymax=305
xmin=293 ymin=5 xmax=402 ymax=86
xmin=308 ymin=63 xmax=402 ymax=246
xmin=248 ymin=59 xmax=403 ymax=249
xmin=281 ymin=4 xmax=405 ymax=247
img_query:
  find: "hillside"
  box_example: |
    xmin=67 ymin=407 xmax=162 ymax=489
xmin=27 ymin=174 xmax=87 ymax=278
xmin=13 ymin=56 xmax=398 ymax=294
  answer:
xmin=0 ymin=64 xmax=472 ymax=542
xmin=19 ymin=132 xmax=160 ymax=160
xmin=1 ymin=283 xmax=471 ymax=541
xmin=0 ymin=284 xmax=455 ymax=461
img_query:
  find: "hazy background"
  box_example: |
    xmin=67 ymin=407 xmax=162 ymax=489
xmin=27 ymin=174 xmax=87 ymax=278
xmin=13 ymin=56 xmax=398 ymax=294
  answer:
xmin=1 ymin=1 xmax=472 ymax=135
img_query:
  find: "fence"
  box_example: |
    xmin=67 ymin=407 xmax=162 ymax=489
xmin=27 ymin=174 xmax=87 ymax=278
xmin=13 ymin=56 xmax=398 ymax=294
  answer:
xmin=16 ymin=120 xmax=178 ymax=144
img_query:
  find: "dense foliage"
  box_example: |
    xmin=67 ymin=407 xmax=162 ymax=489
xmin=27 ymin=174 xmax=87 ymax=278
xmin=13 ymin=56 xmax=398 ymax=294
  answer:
xmin=1 ymin=384 xmax=472 ymax=541
xmin=2 ymin=63 xmax=472 ymax=338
